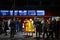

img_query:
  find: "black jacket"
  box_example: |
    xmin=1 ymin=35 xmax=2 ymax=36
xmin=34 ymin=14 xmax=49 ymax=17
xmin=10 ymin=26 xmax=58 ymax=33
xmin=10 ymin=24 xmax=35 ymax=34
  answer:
xmin=56 ymin=21 xmax=60 ymax=31
xmin=0 ymin=21 xmax=2 ymax=28
xmin=36 ymin=21 xmax=42 ymax=32
xmin=49 ymin=21 xmax=53 ymax=31
xmin=52 ymin=20 xmax=56 ymax=31
xmin=10 ymin=21 xmax=16 ymax=30
xmin=4 ymin=22 xmax=9 ymax=30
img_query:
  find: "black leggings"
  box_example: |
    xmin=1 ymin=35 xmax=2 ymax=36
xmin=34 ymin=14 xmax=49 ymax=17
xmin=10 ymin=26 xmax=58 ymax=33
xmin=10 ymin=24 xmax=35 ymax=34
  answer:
xmin=55 ymin=31 xmax=60 ymax=38
xmin=48 ymin=31 xmax=53 ymax=38
xmin=36 ymin=31 xmax=42 ymax=37
xmin=10 ymin=29 xmax=16 ymax=38
xmin=43 ymin=31 xmax=49 ymax=38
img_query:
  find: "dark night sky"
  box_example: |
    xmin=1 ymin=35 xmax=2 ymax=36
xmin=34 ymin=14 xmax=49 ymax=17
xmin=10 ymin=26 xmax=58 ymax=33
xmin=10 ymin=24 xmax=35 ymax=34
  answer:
xmin=0 ymin=0 xmax=60 ymax=10
xmin=0 ymin=0 xmax=60 ymax=16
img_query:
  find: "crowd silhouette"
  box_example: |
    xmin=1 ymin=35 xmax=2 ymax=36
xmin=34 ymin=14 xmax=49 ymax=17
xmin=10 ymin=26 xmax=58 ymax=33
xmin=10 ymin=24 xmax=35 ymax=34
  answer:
xmin=0 ymin=17 xmax=60 ymax=39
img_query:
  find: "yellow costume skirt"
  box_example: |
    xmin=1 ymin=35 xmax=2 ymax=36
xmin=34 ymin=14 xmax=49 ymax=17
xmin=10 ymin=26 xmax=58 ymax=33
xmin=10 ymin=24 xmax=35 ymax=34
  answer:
xmin=25 ymin=26 xmax=35 ymax=33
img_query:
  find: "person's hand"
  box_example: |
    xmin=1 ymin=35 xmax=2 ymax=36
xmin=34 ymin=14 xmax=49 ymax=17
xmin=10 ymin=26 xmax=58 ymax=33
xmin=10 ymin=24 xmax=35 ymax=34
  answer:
xmin=9 ymin=27 xmax=11 ymax=30
xmin=47 ymin=29 xmax=49 ymax=31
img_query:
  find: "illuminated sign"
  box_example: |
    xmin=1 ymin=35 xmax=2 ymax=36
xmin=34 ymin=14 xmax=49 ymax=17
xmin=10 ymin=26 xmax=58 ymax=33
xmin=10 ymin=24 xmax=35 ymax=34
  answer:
xmin=37 ymin=10 xmax=45 ymax=16
xmin=28 ymin=10 xmax=36 ymax=16
xmin=0 ymin=10 xmax=9 ymax=16
xmin=14 ymin=10 xmax=18 ymax=16
xmin=19 ymin=10 xmax=27 ymax=16
xmin=0 ymin=10 xmax=45 ymax=16
xmin=10 ymin=10 xmax=13 ymax=16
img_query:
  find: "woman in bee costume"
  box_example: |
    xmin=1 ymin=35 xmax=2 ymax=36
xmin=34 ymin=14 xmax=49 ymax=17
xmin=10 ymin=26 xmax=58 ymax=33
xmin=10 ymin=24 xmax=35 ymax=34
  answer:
xmin=24 ymin=19 xmax=35 ymax=37
xmin=26 ymin=19 xmax=34 ymax=36
xmin=29 ymin=19 xmax=34 ymax=32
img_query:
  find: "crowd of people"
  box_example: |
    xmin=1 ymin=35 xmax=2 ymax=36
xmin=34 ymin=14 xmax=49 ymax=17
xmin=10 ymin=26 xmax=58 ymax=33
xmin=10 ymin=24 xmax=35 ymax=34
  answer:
xmin=0 ymin=18 xmax=22 ymax=38
xmin=34 ymin=17 xmax=60 ymax=39
xmin=0 ymin=17 xmax=60 ymax=39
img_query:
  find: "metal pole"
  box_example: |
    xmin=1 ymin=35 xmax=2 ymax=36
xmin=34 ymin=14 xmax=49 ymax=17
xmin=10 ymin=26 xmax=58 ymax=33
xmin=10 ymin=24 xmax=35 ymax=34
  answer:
xmin=27 ymin=0 xmax=28 ymax=10
xmin=13 ymin=0 xmax=15 ymax=16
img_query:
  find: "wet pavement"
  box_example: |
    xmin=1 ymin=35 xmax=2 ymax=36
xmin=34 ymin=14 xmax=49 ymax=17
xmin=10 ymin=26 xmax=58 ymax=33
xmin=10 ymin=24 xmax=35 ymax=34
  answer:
xmin=0 ymin=32 xmax=60 ymax=40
